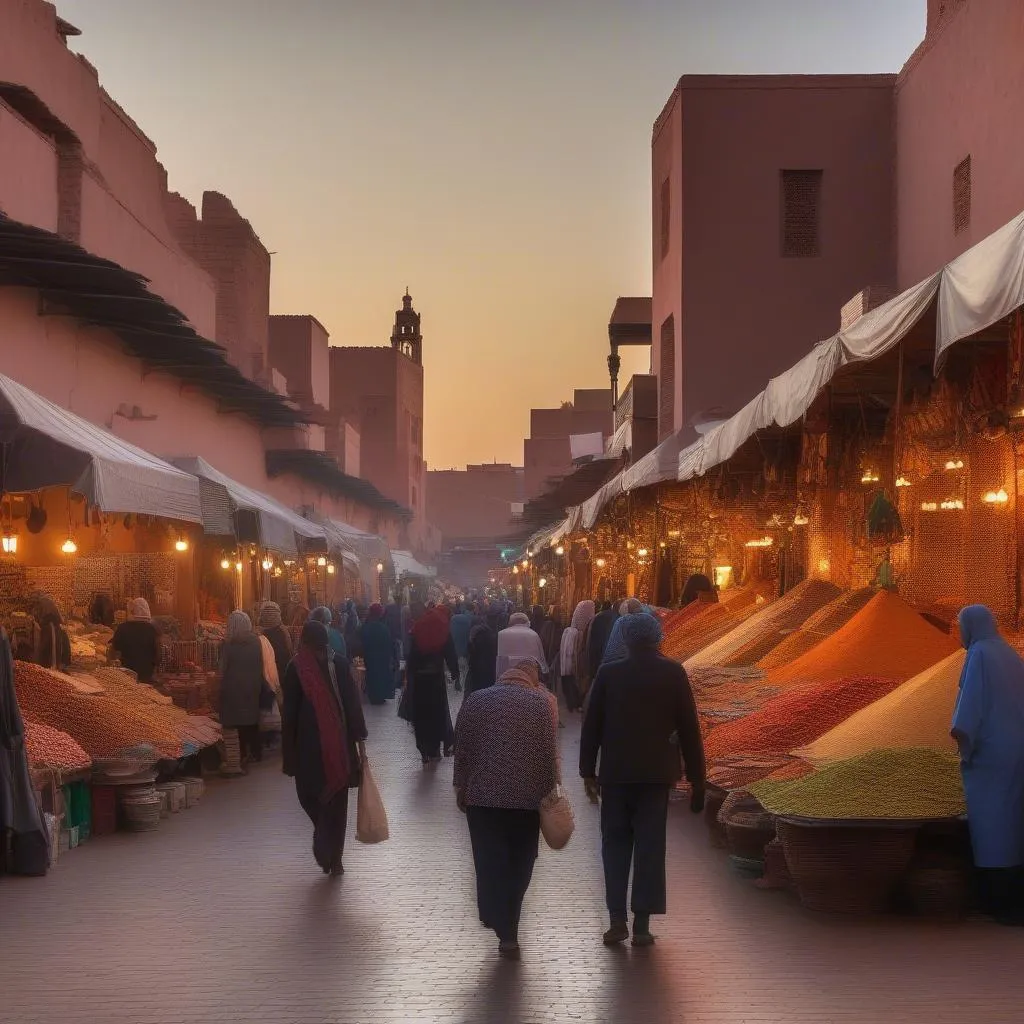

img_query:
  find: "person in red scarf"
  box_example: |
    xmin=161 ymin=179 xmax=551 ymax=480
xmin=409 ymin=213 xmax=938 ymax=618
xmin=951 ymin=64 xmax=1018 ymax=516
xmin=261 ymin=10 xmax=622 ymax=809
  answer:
xmin=282 ymin=621 xmax=368 ymax=876
xmin=408 ymin=605 xmax=459 ymax=765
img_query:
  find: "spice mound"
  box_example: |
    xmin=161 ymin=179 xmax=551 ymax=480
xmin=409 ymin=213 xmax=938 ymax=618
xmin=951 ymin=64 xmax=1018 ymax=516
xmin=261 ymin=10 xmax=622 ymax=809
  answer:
xmin=24 ymin=721 xmax=91 ymax=773
xmin=765 ymin=591 xmax=958 ymax=688
xmin=796 ymin=650 xmax=965 ymax=765
xmin=749 ymin=747 xmax=965 ymax=820
xmin=704 ymin=674 xmax=901 ymax=761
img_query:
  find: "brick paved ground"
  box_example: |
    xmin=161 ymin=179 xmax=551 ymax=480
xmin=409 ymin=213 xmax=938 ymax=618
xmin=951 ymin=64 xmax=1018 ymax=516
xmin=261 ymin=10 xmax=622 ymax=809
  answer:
xmin=2 ymin=691 xmax=1024 ymax=1024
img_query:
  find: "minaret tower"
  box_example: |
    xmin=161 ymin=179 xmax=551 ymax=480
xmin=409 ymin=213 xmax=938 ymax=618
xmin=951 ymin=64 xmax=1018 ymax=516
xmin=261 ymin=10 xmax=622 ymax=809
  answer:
xmin=390 ymin=288 xmax=422 ymax=364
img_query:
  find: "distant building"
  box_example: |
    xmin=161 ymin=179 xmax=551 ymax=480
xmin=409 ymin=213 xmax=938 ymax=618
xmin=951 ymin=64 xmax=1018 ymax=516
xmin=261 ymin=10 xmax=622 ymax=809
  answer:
xmin=524 ymin=388 xmax=613 ymax=499
xmin=650 ymin=0 xmax=1024 ymax=444
xmin=427 ymin=463 xmax=524 ymax=546
xmin=330 ymin=291 xmax=427 ymax=523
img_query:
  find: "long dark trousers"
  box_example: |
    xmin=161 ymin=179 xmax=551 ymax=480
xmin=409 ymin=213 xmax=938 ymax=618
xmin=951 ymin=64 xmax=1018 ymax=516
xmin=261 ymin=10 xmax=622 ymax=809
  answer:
xmin=238 ymin=724 xmax=262 ymax=763
xmin=600 ymin=783 xmax=670 ymax=917
xmin=466 ymin=805 xmax=540 ymax=942
xmin=297 ymin=786 xmax=350 ymax=872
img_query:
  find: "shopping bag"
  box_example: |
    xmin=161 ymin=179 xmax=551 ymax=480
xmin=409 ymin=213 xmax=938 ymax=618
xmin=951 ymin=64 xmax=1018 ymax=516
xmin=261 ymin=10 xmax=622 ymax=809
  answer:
xmin=539 ymin=785 xmax=575 ymax=850
xmin=355 ymin=759 xmax=390 ymax=844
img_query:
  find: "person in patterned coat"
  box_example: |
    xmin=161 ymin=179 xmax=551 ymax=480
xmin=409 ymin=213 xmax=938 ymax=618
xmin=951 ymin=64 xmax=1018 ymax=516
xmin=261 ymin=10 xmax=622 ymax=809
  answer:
xmin=454 ymin=660 xmax=559 ymax=960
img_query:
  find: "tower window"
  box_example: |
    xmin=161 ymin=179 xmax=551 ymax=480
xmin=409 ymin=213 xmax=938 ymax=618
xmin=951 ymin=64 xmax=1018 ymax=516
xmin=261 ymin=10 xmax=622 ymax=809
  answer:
xmin=658 ymin=314 xmax=675 ymax=441
xmin=953 ymin=156 xmax=971 ymax=234
xmin=781 ymin=170 xmax=823 ymax=258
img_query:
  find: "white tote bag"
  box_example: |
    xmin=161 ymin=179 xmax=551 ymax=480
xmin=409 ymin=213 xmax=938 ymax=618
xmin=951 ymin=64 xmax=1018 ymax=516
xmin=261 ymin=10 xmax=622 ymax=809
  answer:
xmin=355 ymin=759 xmax=390 ymax=844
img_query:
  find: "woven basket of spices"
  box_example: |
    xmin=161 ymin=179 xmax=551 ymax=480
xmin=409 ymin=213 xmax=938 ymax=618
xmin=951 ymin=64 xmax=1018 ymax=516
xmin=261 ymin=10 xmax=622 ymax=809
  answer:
xmin=777 ymin=819 xmax=917 ymax=914
xmin=719 ymin=790 xmax=776 ymax=861
xmin=704 ymin=785 xmax=728 ymax=848
xmin=905 ymin=864 xmax=971 ymax=920
xmin=755 ymin=838 xmax=792 ymax=891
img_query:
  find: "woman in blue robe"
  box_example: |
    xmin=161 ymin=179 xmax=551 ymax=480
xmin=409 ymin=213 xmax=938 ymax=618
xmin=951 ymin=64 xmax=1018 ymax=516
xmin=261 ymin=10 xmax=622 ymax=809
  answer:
xmin=361 ymin=603 xmax=396 ymax=705
xmin=952 ymin=604 xmax=1024 ymax=925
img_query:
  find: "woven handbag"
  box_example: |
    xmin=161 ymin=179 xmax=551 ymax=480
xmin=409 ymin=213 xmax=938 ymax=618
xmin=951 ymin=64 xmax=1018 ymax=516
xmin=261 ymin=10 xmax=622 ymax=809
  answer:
xmin=539 ymin=785 xmax=575 ymax=850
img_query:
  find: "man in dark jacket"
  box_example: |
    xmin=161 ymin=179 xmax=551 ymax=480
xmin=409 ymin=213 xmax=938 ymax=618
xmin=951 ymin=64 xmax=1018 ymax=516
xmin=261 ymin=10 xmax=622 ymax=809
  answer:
xmin=586 ymin=600 xmax=620 ymax=672
xmin=580 ymin=612 xmax=706 ymax=948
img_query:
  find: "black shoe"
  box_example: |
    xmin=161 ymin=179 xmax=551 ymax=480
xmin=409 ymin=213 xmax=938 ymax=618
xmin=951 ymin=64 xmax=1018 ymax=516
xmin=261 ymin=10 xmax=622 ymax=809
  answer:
xmin=603 ymin=918 xmax=629 ymax=945
xmin=498 ymin=939 xmax=521 ymax=960
xmin=631 ymin=914 xmax=654 ymax=947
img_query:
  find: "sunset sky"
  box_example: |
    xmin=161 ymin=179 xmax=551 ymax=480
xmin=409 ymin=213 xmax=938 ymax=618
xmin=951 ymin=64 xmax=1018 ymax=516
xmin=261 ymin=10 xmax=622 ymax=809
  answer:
xmin=57 ymin=0 xmax=925 ymax=470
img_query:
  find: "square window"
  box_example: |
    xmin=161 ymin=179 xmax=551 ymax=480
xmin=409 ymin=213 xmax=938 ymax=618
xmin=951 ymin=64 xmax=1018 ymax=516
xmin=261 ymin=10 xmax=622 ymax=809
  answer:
xmin=781 ymin=170 xmax=823 ymax=258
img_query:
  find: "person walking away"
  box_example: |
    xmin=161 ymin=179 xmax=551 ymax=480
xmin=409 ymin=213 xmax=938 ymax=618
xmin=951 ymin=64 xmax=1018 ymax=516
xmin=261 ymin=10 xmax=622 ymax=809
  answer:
xmin=310 ymin=606 xmax=347 ymax=659
xmin=466 ymin=606 xmax=501 ymax=695
xmin=601 ymin=599 xmax=646 ymax=666
xmin=560 ymin=600 xmax=595 ymax=712
xmin=952 ymin=604 xmax=1024 ymax=925
xmin=580 ymin=613 xmax=706 ymax=947
xmin=220 ymin=611 xmax=267 ymax=769
xmin=450 ymin=602 xmax=475 ymax=692
xmin=258 ymin=602 xmax=293 ymax=687
xmin=454 ymin=662 xmax=559 ymax=959
xmin=361 ymin=603 xmax=396 ymax=705
xmin=496 ymin=612 xmax=548 ymax=679
xmin=587 ymin=601 xmax=620 ymax=678
xmin=282 ymin=621 xmax=367 ymax=876
xmin=408 ymin=606 xmax=459 ymax=764
xmin=385 ymin=599 xmax=404 ymax=691
xmin=111 ymin=598 xmax=160 ymax=683
xmin=529 ymin=605 xmax=547 ymax=636
xmin=540 ymin=608 xmax=564 ymax=693
xmin=289 ymin=605 xmax=310 ymax=652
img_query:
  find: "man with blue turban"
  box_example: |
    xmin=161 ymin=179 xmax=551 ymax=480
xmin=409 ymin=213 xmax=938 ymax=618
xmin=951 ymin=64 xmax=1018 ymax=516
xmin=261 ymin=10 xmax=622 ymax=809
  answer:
xmin=580 ymin=612 xmax=706 ymax=947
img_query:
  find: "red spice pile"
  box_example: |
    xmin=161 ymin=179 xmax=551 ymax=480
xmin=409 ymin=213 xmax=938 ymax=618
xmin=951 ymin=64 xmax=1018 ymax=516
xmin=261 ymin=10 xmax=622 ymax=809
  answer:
xmin=704 ymin=674 xmax=903 ymax=761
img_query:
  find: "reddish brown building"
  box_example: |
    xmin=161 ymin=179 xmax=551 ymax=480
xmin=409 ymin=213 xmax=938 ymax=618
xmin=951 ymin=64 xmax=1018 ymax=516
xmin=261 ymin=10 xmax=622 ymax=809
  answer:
xmin=330 ymin=292 xmax=426 ymax=520
xmin=524 ymin=388 xmax=613 ymax=499
xmin=427 ymin=462 xmax=524 ymax=546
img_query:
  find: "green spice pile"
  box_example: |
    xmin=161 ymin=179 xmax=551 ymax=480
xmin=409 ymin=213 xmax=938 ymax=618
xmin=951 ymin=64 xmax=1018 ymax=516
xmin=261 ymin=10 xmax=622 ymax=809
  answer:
xmin=749 ymin=747 xmax=965 ymax=820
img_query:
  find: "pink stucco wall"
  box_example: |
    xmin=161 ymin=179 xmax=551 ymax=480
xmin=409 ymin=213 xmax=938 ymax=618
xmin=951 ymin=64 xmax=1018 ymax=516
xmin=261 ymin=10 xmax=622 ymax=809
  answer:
xmin=0 ymin=288 xmax=398 ymax=541
xmin=0 ymin=100 xmax=58 ymax=230
xmin=896 ymin=0 xmax=1024 ymax=287
xmin=654 ymin=76 xmax=896 ymax=436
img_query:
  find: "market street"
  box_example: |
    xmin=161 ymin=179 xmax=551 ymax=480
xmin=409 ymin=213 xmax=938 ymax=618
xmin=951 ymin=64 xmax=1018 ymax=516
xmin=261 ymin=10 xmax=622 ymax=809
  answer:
xmin=0 ymin=696 xmax=1021 ymax=1024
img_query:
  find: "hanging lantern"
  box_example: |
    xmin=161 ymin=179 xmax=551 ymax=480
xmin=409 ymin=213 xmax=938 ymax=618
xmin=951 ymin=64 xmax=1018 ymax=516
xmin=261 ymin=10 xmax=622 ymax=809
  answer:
xmin=175 ymin=537 xmax=189 ymax=552
xmin=220 ymin=558 xmax=231 ymax=570
xmin=61 ymin=538 xmax=77 ymax=554
xmin=2 ymin=532 xmax=17 ymax=554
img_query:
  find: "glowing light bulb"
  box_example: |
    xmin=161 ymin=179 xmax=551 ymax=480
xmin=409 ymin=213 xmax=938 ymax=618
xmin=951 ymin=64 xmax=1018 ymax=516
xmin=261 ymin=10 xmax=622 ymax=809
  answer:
xmin=896 ymin=476 xmax=911 ymax=488
xmin=61 ymin=538 xmax=77 ymax=554
xmin=262 ymin=558 xmax=273 ymax=571
xmin=317 ymin=556 xmax=327 ymax=567
xmin=944 ymin=459 xmax=964 ymax=471
xmin=221 ymin=558 xmax=231 ymax=570
xmin=175 ymin=538 xmax=189 ymax=552
xmin=983 ymin=489 xmax=1010 ymax=505
xmin=235 ymin=561 xmax=243 ymax=573
xmin=637 ymin=548 xmax=649 ymax=558
xmin=555 ymin=546 xmax=564 ymax=556
xmin=595 ymin=558 xmax=606 ymax=568
xmin=538 ymin=578 xmax=547 ymax=588
xmin=793 ymin=513 xmax=809 ymax=527
xmin=327 ymin=563 xmax=336 ymax=575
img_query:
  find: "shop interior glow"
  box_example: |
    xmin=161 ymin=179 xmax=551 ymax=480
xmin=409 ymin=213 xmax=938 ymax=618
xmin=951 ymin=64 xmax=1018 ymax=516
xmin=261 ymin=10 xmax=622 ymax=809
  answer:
xmin=744 ymin=537 xmax=773 ymax=548
xmin=712 ymin=565 xmax=732 ymax=588
xmin=921 ymin=501 xmax=939 ymax=512
xmin=983 ymin=489 xmax=1009 ymax=504
xmin=818 ymin=559 xmax=831 ymax=575
xmin=667 ymin=529 xmax=681 ymax=538
xmin=940 ymin=498 xmax=965 ymax=510
xmin=895 ymin=476 xmax=912 ymax=488
xmin=793 ymin=513 xmax=809 ymax=526
xmin=945 ymin=459 xmax=964 ymax=471
xmin=595 ymin=558 xmax=606 ymax=568
xmin=637 ymin=548 xmax=649 ymax=557
xmin=860 ymin=470 xmax=880 ymax=484
xmin=61 ymin=538 xmax=77 ymax=554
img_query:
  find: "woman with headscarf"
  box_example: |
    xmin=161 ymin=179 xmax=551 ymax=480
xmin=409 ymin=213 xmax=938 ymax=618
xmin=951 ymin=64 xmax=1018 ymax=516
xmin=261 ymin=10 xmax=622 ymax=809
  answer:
xmin=310 ymin=606 xmax=347 ymax=659
xmin=219 ymin=611 xmax=267 ymax=768
xmin=540 ymin=608 xmax=564 ymax=686
xmin=111 ymin=597 xmax=160 ymax=683
xmin=496 ymin=612 xmax=548 ymax=679
xmin=530 ymin=605 xmax=547 ymax=636
xmin=282 ymin=621 xmax=368 ymax=876
xmin=560 ymin=600 xmax=595 ymax=713
xmin=601 ymin=599 xmax=647 ymax=666
xmin=454 ymin=659 xmax=559 ymax=959
xmin=258 ymin=601 xmax=293 ymax=688
xmin=289 ymin=605 xmax=310 ymax=652
xmin=952 ymin=605 xmax=1024 ymax=925
xmin=680 ymin=573 xmax=714 ymax=608
xmin=407 ymin=606 xmax=459 ymax=765
xmin=30 ymin=593 xmax=71 ymax=673
xmin=361 ymin=603 xmax=395 ymax=705
xmin=343 ymin=599 xmax=362 ymax=660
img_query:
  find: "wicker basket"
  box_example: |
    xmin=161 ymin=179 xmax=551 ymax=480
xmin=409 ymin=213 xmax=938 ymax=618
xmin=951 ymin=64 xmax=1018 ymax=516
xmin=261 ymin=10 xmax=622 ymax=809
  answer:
xmin=777 ymin=820 xmax=917 ymax=914
xmin=704 ymin=786 xmax=728 ymax=848
xmin=905 ymin=865 xmax=971 ymax=920
xmin=220 ymin=729 xmax=243 ymax=775
xmin=720 ymin=791 xmax=776 ymax=861
xmin=755 ymin=838 xmax=792 ymax=891
xmin=182 ymin=777 xmax=205 ymax=804
xmin=121 ymin=794 xmax=162 ymax=832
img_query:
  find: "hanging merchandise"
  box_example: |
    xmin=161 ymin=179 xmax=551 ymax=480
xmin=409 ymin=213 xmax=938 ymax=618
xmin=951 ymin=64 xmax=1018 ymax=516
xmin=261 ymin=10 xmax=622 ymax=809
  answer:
xmin=866 ymin=491 xmax=904 ymax=543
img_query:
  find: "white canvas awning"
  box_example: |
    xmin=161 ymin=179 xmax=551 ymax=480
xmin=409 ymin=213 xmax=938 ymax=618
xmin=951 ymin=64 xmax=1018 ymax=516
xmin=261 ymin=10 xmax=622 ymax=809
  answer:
xmin=319 ymin=518 xmax=392 ymax=593
xmin=391 ymin=550 xmax=436 ymax=580
xmin=0 ymin=374 xmax=202 ymax=522
xmin=170 ymin=456 xmax=325 ymax=556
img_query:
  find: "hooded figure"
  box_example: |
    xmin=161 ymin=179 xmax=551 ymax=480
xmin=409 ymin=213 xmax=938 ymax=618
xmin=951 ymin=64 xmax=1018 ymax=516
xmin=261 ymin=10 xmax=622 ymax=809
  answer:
xmin=361 ymin=603 xmax=395 ymax=705
xmin=601 ymin=599 xmax=647 ymax=666
xmin=560 ymin=600 xmax=596 ymax=712
xmin=219 ymin=611 xmax=266 ymax=767
xmin=407 ymin=607 xmax=459 ymax=763
xmin=311 ymin=606 xmax=347 ymax=659
xmin=0 ymin=627 xmax=49 ymax=875
xmin=953 ymin=605 xmax=1024 ymax=924
xmin=497 ymin=614 xmax=548 ymax=679
xmin=258 ymin=601 xmax=293 ymax=687
xmin=111 ymin=597 xmax=160 ymax=683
